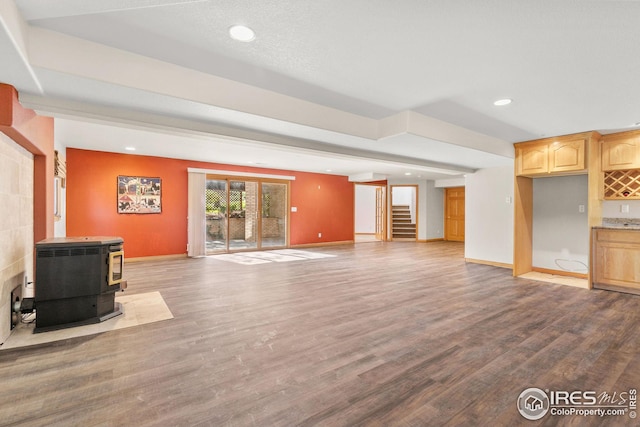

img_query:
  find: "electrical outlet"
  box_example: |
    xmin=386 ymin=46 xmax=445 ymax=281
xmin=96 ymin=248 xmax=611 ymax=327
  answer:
xmin=578 ymin=204 xmax=585 ymax=213
xmin=318 ymin=232 xmax=322 ymax=238
xmin=621 ymin=204 xmax=630 ymax=213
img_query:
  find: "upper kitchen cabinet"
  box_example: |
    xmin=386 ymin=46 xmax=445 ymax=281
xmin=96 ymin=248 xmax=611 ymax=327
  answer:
xmin=601 ymin=130 xmax=640 ymax=171
xmin=515 ymin=134 xmax=587 ymax=177
xmin=516 ymin=142 xmax=548 ymax=176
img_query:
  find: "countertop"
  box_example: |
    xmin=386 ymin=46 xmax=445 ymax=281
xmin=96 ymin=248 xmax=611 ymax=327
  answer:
xmin=594 ymin=225 xmax=640 ymax=230
xmin=595 ymin=218 xmax=640 ymax=230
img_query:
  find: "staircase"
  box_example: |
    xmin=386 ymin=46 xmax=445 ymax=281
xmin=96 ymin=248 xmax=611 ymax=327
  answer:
xmin=392 ymin=205 xmax=416 ymax=239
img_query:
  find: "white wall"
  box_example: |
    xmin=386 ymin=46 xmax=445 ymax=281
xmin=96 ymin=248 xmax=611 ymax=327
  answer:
xmin=532 ymin=175 xmax=589 ymax=273
xmin=465 ymin=165 xmax=514 ymax=265
xmin=0 ymin=133 xmax=34 ymax=343
xmin=355 ymin=185 xmax=376 ymax=233
xmin=425 ymin=180 xmax=444 ymax=239
xmin=435 ymin=177 xmax=465 ymax=188
xmin=601 ymin=200 xmax=640 ymax=218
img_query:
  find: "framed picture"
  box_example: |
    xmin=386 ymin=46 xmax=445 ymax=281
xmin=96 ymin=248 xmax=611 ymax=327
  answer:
xmin=117 ymin=176 xmax=162 ymax=214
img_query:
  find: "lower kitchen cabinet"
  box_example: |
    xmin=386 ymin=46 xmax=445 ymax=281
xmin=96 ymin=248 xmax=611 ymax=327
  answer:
xmin=592 ymin=228 xmax=640 ymax=294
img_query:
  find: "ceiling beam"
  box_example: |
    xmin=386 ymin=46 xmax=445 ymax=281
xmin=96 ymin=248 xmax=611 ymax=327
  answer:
xmin=16 ymin=0 xmax=209 ymax=21
xmin=21 ymin=93 xmax=477 ymax=175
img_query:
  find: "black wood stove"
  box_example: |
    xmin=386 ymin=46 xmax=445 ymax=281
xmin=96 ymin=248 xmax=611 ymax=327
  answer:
xmin=34 ymin=236 xmax=125 ymax=333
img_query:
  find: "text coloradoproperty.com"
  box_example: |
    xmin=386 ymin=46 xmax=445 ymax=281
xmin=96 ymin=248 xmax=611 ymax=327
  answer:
xmin=551 ymin=408 xmax=627 ymax=417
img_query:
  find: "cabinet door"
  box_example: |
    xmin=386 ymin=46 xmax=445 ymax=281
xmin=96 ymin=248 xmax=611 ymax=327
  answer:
xmin=593 ymin=230 xmax=640 ymax=291
xmin=549 ymin=138 xmax=586 ymax=173
xmin=602 ymin=136 xmax=640 ymax=171
xmin=516 ymin=143 xmax=548 ymax=176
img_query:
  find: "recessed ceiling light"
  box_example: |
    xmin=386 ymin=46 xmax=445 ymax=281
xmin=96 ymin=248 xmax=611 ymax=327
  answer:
xmin=125 ymin=147 xmax=136 ymax=151
xmin=326 ymin=169 xmax=332 ymax=172
xmin=229 ymin=25 xmax=255 ymax=42
xmin=405 ymin=172 xmax=412 ymax=176
xmin=493 ymin=98 xmax=512 ymax=106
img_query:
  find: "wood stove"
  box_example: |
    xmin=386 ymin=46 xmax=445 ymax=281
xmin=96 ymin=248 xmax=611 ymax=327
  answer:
xmin=34 ymin=236 xmax=124 ymax=333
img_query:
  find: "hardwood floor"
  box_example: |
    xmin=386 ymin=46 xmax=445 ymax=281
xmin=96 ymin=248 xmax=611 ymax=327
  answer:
xmin=1 ymin=241 xmax=639 ymax=426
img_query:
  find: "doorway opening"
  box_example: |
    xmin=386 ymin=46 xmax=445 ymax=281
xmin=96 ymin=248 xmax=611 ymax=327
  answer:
xmin=205 ymin=176 xmax=288 ymax=253
xmin=354 ymin=184 xmax=386 ymax=242
xmin=390 ymin=185 xmax=417 ymax=241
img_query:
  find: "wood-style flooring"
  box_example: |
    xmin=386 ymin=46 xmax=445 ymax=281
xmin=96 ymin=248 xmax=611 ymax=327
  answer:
xmin=1 ymin=241 xmax=639 ymax=427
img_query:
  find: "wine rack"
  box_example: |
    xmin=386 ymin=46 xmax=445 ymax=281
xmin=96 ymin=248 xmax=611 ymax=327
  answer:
xmin=604 ymin=169 xmax=640 ymax=199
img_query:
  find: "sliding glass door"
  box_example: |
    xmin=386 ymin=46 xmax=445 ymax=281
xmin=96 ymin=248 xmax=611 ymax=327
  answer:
xmin=205 ymin=179 xmax=227 ymax=252
xmin=205 ymin=176 xmax=288 ymax=253
xmin=229 ymin=180 xmax=258 ymax=251
xmin=261 ymin=182 xmax=287 ymax=248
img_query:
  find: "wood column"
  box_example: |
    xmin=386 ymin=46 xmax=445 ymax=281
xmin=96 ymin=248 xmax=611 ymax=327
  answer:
xmin=513 ymin=175 xmax=532 ymax=276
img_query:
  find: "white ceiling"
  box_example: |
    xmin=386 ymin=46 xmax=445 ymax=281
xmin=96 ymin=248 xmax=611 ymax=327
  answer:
xmin=2 ymin=0 xmax=639 ymax=180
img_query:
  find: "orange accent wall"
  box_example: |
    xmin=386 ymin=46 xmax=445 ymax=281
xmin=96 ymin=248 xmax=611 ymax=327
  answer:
xmin=66 ymin=149 xmax=355 ymax=257
xmin=0 ymin=84 xmax=54 ymax=242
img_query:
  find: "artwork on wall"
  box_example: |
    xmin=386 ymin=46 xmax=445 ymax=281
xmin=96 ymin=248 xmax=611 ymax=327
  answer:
xmin=117 ymin=176 xmax=162 ymax=214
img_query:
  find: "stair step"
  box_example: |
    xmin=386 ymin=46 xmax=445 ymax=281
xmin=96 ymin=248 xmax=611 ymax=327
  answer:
xmin=392 ymin=204 xmax=415 ymax=238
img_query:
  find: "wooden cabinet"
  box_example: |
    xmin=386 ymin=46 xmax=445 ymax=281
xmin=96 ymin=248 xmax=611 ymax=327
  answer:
xmin=592 ymin=228 xmax=640 ymax=294
xmin=601 ymin=131 xmax=640 ymax=171
xmin=515 ymin=136 xmax=586 ymax=176
xmin=549 ymin=138 xmax=587 ymax=173
xmin=601 ymin=131 xmax=640 ymax=199
xmin=516 ymin=143 xmax=548 ymax=176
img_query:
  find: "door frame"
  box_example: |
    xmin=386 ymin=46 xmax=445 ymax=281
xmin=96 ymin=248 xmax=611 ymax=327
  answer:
xmin=354 ymin=183 xmax=387 ymax=242
xmin=389 ymin=184 xmax=418 ymax=241
xmin=375 ymin=186 xmax=385 ymax=241
xmin=205 ymin=174 xmax=291 ymax=253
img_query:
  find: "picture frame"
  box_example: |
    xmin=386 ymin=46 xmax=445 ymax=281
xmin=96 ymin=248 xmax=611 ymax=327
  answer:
xmin=117 ymin=175 xmax=162 ymax=214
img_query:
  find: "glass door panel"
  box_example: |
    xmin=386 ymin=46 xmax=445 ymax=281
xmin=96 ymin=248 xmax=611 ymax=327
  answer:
xmin=261 ymin=182 xmax=287 ymax=248
xmin=205 ymin=177 xmax=288 ymax=253
xmin=229 ymin=180 xmax=258 ymax=250
xmin=205 ymin=179 xmax=227 ymax=253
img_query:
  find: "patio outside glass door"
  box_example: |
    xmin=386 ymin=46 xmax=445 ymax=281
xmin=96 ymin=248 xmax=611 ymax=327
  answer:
xmin=205 ymin=177 xmax=287 ymax=253
xmin=261 ymin=182 xmax=287 ymax=248
xmin=205 ymin=179 xmax=228 ymax=253
xmin=229 ymin=180 xmax=258 ymax=251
